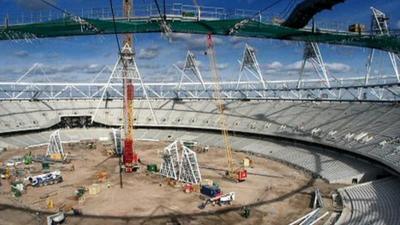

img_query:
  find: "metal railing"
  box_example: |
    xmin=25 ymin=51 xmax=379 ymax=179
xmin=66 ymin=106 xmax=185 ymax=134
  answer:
xmin=1 ymin=3 xmax=251 ymax=26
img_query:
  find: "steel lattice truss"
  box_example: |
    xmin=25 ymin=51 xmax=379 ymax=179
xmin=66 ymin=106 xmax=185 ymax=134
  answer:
xmin=46 ymin=130 xmax=64 ymax=157
xmin=1 ymin=74 xmax=399 ymax=101
xmin=178 ymin=145 xmax=202 ymax=184
xmin=1 ymin=3 xmax=400 ymax=54
xmin=0 ymin=8 xmax=399 ymax=102
xmin=160 ymin=140 xmax=202 ymax=184
xmin=90 ymin=43 xmax=158 ymax=124
xmin=160 ymin=140 xmax=180 ymax=180
xmin=112 ymin=128 xmax=123 ymax=155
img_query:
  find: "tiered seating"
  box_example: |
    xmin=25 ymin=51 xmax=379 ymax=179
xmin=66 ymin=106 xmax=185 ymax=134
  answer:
xmin=0 ymin=99 xmax=400 ymax=174
xmin=336 ymin=177 xmax=400 ymax=225
xmin=136 ymin=129 xmax=378 ymax=184
xmin=0 ymin=127 xmax=386 ymax=184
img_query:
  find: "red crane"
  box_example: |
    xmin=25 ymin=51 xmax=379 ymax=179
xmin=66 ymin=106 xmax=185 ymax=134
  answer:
xmin=122 ymin=0 xmax=139 ymax=173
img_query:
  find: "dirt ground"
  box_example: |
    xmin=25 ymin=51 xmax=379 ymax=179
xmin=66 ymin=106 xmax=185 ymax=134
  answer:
xmin=0 ymin=140 xmax=347 ymax=225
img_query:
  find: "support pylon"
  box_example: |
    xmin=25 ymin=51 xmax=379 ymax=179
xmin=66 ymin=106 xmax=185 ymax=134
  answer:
xmin=365 ymin=7 xmax=400 ymax=85
xmin=236 ymin=44 xmax=266 ymax=89
xmin=174 ymin=51 xmax=206 ymax=90
xmin=297 ymin=42 xmax=331 ymax=89
xmin=237 ymin=44 xmax=266 ymax=96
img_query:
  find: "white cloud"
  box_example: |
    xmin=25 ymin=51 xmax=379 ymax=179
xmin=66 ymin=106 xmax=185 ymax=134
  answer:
xmin=261 ymin=60 xmax=351 ymax=75
xmin=266 ymin=61 xmax=283 ymax=70
xmin=175 ymin=58 xmax=202 ymax=69
xmin=397 ymin=20 xmax=400 ymax=29
xmin=325 ymin=62 xmax=351 ymax=73
xmin=137 ymin=45 xmax=161 ymax=60
xmin=286 ymin=60 xmax=313 ymax=71
xmin=14 ymin=50 xmax=29 ymax=58
xmin=0 ymin=63 xmax=108 ymax=82
xmin=217 ymin=63 xmax=229 ymax=70
xmin=169 ymin=33 xmax=223 ymax=51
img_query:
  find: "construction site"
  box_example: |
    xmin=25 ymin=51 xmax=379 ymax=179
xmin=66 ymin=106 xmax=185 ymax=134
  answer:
xmin=1 ymin=0 xmax=400 ymax=224
xmin=0 ymin=132 xmax=345 ymax=225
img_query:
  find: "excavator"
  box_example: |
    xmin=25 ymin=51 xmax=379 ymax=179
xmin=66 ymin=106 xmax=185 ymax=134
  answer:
xmin=206 ymin=33 xmax=247 ymax=182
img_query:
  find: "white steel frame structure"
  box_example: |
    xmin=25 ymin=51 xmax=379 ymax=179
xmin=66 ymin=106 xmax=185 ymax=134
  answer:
xmin=160 ymin=140 xmax=202 ymax=184
xmin=160 ymin=140 xmax=180 ymax=180
xmin=297 ymin=42 xmax=331 ymax=89
xmin=0 ymin=39 xmax=399 ymax=101
xmin=178 ymin=144 xmax=202 ymax=184
xmin=365 ymin=7 xmax=400 ymax=85
xmin=174 ymin=50 xmax=206 ymax=92
xmin=91 ymin=43 xmax=158 ymax=124
xmin=112 ymin=128 xmax=123 ymax=155
xmin=46 ymin=130 xmax=64 ymax=157
xmin=0 ymin=74 xmax=399 ymax=101
xmin=237 ymin=44 xmax=266 ymax=93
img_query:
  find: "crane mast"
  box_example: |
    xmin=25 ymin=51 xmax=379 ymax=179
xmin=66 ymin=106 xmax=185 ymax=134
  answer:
xmin=206 ymin=34 xmax=247 ymax=182
xmin=122 ymin=0 xmax=139 ymax=173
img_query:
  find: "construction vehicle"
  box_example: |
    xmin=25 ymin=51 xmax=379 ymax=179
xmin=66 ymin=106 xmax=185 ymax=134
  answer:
xmin=199 ymin=192 xmax=235 ymax=209
xmin=6 ymin=156 xmax=23 ymax=167
xmin=241 ymin=206 xmax=251 ymax=218
xmin=11 ymin=181 xmax=24 ymax=197
xmin=182 ymin=141 xmax=198 ymax=150
xmin=28 ymin=170 xmax=63 ymax=187
xmin=47 ymin=212 xmax=65 ymax=225
xmin=206 ymin=33 xmax=247 ymax=182
xmin=75 ymin=186 xmax=86 ymax=198
xmin=33 ymin=154 xmax=70 ymax=164
xmin=1 ymin=167 xmax=11 ymax=179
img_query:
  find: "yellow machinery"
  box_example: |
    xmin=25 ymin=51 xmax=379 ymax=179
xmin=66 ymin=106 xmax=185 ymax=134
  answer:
xmin=206 ymin=34 xmax=247 ymax=182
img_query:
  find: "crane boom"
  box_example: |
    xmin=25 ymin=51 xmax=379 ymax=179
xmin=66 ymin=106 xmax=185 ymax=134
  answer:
xmin=122 ymin=0 xmax=139 ymax=173
xmin=206 ymin=34 xmax=247 ymax=182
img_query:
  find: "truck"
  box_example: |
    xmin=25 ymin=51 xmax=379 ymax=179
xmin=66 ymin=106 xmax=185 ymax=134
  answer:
xmin=28 ymin=171 xmax=63 ymax=187
xmin=199 ymin=192 xmax=235 ymax=209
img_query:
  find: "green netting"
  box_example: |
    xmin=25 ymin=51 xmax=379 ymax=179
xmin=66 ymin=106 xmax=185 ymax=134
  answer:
xmin=1 ymin=18 xmax=400 ymax=53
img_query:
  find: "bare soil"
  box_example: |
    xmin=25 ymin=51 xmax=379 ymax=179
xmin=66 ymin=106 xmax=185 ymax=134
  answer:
xmin=0 ymin=140 xmax=347 ymax=225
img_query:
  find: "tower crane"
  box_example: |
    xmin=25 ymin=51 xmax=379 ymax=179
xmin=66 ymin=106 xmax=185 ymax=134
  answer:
xmin=206 ymin=34 xmax=247 ymax=182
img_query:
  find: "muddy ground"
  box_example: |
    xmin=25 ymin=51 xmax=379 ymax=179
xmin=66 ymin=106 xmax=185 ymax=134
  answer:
xmin=0 ymin=140 xmax=346 ymax=225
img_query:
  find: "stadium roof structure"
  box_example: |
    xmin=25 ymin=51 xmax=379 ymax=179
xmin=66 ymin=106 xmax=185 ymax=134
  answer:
xmin=1 ymin=17 xmax=400 ymax=54
xmin=0 ymin=3 xmax=399 ymax=102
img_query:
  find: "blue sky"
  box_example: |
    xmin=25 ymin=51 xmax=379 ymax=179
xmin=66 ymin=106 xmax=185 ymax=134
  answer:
xmin=0 ymin=0 xmax=399 ymax=82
